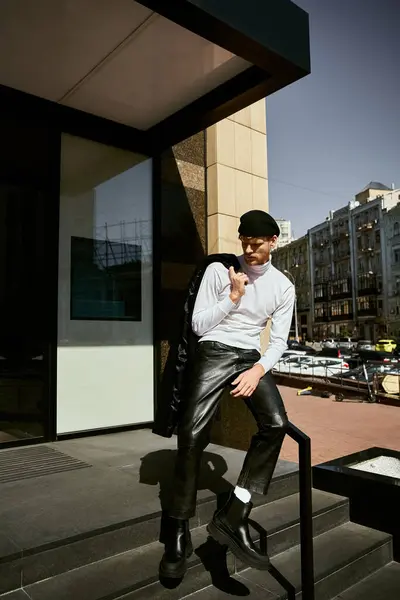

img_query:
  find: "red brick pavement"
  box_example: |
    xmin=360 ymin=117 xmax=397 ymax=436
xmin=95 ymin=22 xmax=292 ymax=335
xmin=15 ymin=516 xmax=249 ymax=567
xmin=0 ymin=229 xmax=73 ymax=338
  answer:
xmin=279 ymin=386 xmax=400 ymax=466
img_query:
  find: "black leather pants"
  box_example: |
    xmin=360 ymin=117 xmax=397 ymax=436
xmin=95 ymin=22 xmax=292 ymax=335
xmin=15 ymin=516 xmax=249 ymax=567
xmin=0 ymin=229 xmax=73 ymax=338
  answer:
xmin=169 ymin=341 xmax=289 ymax=519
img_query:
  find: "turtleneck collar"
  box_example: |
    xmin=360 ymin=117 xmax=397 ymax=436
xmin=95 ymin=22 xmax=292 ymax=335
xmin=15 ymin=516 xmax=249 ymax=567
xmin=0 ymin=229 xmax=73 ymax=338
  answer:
xmin=238 ymin=255 xmax=271 ymax=276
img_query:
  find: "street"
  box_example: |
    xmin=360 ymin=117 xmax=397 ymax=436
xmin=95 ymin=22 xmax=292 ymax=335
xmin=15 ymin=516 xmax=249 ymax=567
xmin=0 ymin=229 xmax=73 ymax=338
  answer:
xmin=279 ymin=385 xmax=400 ymax=465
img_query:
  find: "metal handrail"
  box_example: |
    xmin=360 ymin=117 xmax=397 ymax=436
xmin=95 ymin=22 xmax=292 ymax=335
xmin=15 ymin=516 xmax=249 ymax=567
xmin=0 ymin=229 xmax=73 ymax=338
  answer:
xmin=287 ymin=422 xmax=315 ymax=600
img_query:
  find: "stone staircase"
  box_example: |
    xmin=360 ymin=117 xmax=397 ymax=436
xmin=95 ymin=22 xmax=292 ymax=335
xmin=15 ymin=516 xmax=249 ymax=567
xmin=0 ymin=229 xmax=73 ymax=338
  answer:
xmin=1 ymin=459 xmax=399 ymax=600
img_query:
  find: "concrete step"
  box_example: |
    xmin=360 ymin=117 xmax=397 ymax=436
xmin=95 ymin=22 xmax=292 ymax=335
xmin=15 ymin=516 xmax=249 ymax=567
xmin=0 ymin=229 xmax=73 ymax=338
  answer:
xmin=0 ymin=593 xmax=27 ymax=600
xmin=19 ymin=489 xmax=348 ymax=600
xmin=332 ymin=562 xmax=400 ymax=600
xmin=0 ymin=456 xmax=298 ymax=595
xmin=236 ymin=522 xmax=392 ymax=600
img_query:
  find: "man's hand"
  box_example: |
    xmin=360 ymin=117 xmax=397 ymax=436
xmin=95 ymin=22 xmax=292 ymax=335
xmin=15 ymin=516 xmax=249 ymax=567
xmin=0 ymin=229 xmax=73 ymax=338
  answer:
xmin=230 ymin=364 xmax=265 ymax=398
xmin=229 ymin=266 xmax=249 ymax=303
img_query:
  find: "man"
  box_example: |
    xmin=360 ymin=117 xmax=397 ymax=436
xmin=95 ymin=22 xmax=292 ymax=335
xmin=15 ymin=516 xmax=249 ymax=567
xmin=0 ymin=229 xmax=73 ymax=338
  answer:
xmin=160 ymin=210 xmax=295 ymax=579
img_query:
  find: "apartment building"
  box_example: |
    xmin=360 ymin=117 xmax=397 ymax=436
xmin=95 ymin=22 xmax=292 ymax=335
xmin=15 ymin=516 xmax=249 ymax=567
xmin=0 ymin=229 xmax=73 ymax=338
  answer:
xmin=310 ymin=205 xmax=354 ymax=340
xmin=276 ymin=182 xmax=400 ymax=341
xmin=272 ymin=235 xmax=311 ymax=340
xmin=276 ymin=219 xmax=294 ymax=247
xmin=384 ymin=202 xmax=400 ymax=336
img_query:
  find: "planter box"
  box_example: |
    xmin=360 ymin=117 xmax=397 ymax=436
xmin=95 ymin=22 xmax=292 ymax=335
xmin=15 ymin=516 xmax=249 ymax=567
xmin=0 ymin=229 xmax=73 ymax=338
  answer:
xmin=313 ymin=447 xmax=400 ymax=560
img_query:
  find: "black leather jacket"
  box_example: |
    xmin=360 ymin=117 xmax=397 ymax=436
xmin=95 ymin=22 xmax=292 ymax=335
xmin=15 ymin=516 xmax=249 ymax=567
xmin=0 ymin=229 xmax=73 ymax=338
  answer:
xmin=152 ymin=253 xmax=241 ymax=438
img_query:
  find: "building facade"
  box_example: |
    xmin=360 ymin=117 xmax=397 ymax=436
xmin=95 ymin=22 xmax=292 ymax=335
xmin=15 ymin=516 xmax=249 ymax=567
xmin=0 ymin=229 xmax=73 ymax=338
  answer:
xmin=384 ymin=203 xmax=400 ymax=337
xmin=309 ymin=205 xmax=354 ymax=340
xmin=275 ymin=182 xmax=400 ymax=341
xmin=311 ymin=183 xmax=400 ymax=340
xmin=276 ymin=219 xmax=294 ymax=247
xmin=0 ymin=0 xmax=310 ymax=447
xmin=273 ymin=235 xmax=311 ymax=340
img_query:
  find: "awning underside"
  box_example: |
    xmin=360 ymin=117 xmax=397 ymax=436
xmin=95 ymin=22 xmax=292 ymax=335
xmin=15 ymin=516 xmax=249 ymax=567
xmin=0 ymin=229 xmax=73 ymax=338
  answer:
xmin=0 ymin=0 xmax=310 ymax=149
xmin=0 ymin=0 xmax=251 ymax=130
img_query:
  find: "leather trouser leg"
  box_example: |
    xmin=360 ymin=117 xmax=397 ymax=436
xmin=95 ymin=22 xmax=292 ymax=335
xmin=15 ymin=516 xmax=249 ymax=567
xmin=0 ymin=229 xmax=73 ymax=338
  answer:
xmin=168 ymin=342 xmax=288 ymax=519
xmin=169 ymin=342 xmax=245 ymax=519
xmin=236 ymin=372 xmax=288 ymax=494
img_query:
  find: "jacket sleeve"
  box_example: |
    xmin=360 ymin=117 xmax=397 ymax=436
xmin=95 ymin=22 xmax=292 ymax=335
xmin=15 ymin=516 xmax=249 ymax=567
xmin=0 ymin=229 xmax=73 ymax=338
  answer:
xmin=255 ymin=284 xmax=295 ymax=374
xmin=191 ymin=263 xmax=237 ymax=336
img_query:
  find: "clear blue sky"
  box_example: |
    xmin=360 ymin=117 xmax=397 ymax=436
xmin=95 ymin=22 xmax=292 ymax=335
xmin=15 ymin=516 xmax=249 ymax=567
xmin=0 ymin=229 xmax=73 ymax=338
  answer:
xmin=267 ymin=0 xmax=400 ymax=238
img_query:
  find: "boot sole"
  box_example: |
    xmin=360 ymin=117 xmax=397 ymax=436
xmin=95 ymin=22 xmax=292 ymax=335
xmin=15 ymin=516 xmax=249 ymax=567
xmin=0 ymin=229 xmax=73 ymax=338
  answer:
xmin=159 ymin=545 xmax=193 ymax=579
xmin=207 ymin=521 xmax=270 ymax=571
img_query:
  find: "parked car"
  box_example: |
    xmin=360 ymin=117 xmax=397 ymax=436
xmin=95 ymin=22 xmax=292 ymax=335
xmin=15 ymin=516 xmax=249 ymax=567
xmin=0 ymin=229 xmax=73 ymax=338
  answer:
xmin=286 ymin=342 xmax=316 ymax=354
xmin=375 ymin=339 xmax=397 ymax=353
xmin=281 ymin=348 xmax=317 ymax=361
xmin=355 ymin=340 xmax=374 ymax=352
xmin=339 ymin=363 xmax=400 ymax=383
xmin=317 ymin=347 xmax=345 ymax=359
xmin=274 ymin=355 xmax=349 ymax=378
xmin=282 ymin=350 xmax=308 ymax=359
xmin=287 ymin=339 xmax=301 ymax=348
xmin=321 ymin=338 xmax=338 ymax=349
xmin=348 ymin=349 xmax=400 ymax=370
xmin=336 ymin=337 xmax=354 ymax=351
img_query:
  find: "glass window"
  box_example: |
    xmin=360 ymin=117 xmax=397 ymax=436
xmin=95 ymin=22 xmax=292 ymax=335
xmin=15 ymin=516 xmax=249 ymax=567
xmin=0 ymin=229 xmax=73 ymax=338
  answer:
xmin=58 ymin=134 xmax=153 ymax=435
xmin=70 ymin=235 xmax=143 ymax=321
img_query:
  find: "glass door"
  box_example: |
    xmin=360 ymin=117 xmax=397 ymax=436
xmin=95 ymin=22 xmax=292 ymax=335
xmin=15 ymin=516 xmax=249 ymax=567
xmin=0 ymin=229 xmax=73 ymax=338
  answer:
xmin=0 ymin=118 xmax=57 ymax=445
xmin=0 ymin=184 xmax=49 ymax=442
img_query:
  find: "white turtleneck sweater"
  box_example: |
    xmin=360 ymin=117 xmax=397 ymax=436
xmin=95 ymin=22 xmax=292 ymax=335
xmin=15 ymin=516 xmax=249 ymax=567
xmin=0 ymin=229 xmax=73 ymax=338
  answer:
xmin=191 ymin=255 xmax=295 ymax=374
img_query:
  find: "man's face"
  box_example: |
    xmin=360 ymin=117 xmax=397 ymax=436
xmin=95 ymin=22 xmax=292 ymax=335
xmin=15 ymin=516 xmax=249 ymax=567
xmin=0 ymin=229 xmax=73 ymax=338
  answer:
xmin=240 ymin=235 xmax=277 ymax=265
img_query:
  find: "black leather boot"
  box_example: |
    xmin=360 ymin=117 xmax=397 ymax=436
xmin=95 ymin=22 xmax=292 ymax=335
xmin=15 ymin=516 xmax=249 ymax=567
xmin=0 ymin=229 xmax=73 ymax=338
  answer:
xmin=207 ymin=492 xmax=270 ymax=570
xmin=159 ymin=518 xmax=193 ymax=579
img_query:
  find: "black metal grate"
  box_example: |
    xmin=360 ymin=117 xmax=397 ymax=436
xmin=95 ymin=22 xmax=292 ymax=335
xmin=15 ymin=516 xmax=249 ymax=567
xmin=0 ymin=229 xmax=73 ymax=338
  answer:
xmin=0 ymin=445 xmax=91 ymax=484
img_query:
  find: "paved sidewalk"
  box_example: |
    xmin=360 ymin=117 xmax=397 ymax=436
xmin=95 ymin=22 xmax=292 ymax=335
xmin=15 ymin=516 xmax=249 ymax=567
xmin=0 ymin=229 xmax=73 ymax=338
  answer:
xmin=279 ymin=385 xmax=400 ymax=465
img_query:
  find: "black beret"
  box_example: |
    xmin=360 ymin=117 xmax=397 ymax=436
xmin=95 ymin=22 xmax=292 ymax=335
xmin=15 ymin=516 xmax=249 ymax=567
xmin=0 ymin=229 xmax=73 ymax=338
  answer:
xmin=238 ymin=210 xmax=280 ymax=238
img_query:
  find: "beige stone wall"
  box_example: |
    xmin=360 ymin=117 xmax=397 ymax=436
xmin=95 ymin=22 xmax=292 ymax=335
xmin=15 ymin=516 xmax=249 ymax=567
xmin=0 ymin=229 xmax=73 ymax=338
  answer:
xmin=355 ymin=188 xmax=386 ymax=205
xmin=206 ymin=100 xmax=268 ymax=254
xmin=206 ymin=101 xmax=271 ymax=451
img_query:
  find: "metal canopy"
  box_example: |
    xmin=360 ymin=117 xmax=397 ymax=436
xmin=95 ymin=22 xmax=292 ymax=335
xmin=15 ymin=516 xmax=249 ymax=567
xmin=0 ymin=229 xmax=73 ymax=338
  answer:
xmin=0 ymin=0 xmax=310 ymax=153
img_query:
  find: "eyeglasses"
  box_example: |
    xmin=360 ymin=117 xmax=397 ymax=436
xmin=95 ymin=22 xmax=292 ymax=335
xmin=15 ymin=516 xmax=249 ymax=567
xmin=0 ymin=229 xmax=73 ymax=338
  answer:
xmin=239 ymin=236 xmax=271 ymax=245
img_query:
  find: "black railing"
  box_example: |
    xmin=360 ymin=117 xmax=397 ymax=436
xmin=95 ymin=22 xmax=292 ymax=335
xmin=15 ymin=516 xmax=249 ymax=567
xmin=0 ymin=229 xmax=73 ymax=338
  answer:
xmin=266 ymin=423 xmax=315 ymax=599
xmin=288 ymin=422 xmax=315 ymax=600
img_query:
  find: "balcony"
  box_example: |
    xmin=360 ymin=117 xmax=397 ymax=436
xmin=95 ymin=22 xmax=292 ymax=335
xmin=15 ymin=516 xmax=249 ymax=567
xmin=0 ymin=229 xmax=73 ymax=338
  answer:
xmin=357 ymin=306 xmax=378 ymax=318
xmin=357 ymin=220 xmax=377 ymax=232
xmin=358 ymin=274 xmax=378 ymax=296
xmin=390 ymin=233 xmax=400 ymax=245
xmin=297 ymin=304 xmax=310 ymax=312
xmin=335 ymin=245 xmax=351 ymax=257
xmin=314 ymin=314 xmax=330 ymax=323
xmin=314 ymin=275 xmax=330 ymax=284
xmin=330 ymin=313 xmax=353 ymax=322
xmin=330 ymin=290 xmax=352 ymax=300
xmin=336 ymin=256 xmax=351 ymax=264
xmin=358 ymin=285 xmax=378 ymax=295
xmin=314 ymin=259 xmax=331 ymax=268
xmin=314 ymin=294 xmax=330 ymax=303
xmin=330 ymin=279 xmax=352 ymax=300
xmin=312 ymin=239 xmax=330 ymax=250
